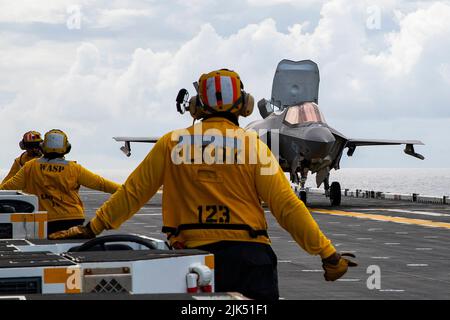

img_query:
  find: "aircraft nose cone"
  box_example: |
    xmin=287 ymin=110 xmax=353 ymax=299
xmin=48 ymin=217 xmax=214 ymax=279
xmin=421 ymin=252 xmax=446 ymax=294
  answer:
xmin=303 ymin=127 xmax=336 ymax=159
xmin=304 ymin=127 xmax=335 ymax=143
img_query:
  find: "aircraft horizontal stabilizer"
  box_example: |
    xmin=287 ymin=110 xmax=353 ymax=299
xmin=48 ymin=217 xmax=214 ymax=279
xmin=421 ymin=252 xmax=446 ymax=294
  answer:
xmin=113 ymin=137 xmax=160 ymax=157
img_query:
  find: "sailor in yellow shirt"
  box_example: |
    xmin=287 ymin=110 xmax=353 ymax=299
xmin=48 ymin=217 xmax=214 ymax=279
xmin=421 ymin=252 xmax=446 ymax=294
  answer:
xmin=0 ymin=129 xmax=120 ymax=236
xmin=2 ymin=131 xmax=43 ymax=184
xmin=50 ymin=70 xmax=356 ymax=300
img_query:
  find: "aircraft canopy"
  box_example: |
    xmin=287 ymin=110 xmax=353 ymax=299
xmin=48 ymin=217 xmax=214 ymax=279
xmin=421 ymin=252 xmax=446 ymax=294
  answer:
xmin=284 ymin=102 xmax=326 ymax=125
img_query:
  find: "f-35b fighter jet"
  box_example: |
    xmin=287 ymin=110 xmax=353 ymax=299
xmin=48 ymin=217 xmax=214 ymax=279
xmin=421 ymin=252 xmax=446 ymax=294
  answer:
xmin=246 ymin=59 xmax=424 ymax=205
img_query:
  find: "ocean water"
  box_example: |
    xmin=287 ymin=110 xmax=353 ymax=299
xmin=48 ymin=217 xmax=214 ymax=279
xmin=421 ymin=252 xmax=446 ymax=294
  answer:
xmin=305 ymin=168 xmax=450 ymax=197
xmin=1 ymin=168 xmax=449 ymax=197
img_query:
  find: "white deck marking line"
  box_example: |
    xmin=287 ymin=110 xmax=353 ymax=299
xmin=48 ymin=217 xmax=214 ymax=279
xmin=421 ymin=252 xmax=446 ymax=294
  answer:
xmin=337 ymin=279 xmax=360 ymax=282
xmin=395 ymin=232 xmax=409 ymax=234
xmin=132 ymin=222 xmax=147 ymax=225
xmin=301 ymin=270 xmax=323 ymax=272
xmin=380 ymin=289 xmax=405 ymax=292
xmin=385 ymin=243 xmax=401 ymax=245
xmin=311 ymin=209 xmax=450 ymax=230
xmin=354 ymin=208 xmax=450 ymax=217
xmin=415 ymin=248 xmax=433 ymax=251
xmin=407 ymin=264 xmax=428 ymax=267
xmin=144 ymin=225 xmax=158 ymax=228
xmin=357 ymin=238 xmax=372 ymax=240
xmin=278 ymin=260 xmax=292 ymax=263
xmin=371 ymin=257 xmax=390 ymax=259
xmin=368 ymin=228 xmax=383 ymax=231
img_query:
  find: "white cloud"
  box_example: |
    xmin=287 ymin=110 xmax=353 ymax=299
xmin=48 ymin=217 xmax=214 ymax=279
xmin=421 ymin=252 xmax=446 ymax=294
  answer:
xmin=95 ymin=8 xmax=154 ymax=29
xmin=247 ymin=0 xmax=324 ymax=7
xmin=70 ymin=42 xmax=100 ymax=75
xmin=0 ymin=1 xmax=70 ymax=23
xmin=365 ymin=2 xmax=450 ymax=76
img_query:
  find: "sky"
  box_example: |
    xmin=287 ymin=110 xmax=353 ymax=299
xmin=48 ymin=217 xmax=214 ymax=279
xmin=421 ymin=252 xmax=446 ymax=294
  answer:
xmin=1 ymin=0 xmax=449 ymax=182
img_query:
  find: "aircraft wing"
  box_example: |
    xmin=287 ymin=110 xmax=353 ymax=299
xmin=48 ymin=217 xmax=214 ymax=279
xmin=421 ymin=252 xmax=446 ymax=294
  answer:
xmin=113 ymin=136 xmax=160 ymax=157
xmin=346 ymin=139 xmax=425 ymax=160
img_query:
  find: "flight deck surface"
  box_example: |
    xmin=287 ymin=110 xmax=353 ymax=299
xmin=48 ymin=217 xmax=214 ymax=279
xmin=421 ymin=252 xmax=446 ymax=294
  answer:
xmin=80 ymin=190 xmax=450 ymax=300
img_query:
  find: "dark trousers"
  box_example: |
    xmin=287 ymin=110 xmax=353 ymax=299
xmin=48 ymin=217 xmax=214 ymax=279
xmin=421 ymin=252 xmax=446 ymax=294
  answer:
xmin=195 ymin=241 xmax=279 ymax=300
xmin=47 ymin=219 xmax=85 ymax=237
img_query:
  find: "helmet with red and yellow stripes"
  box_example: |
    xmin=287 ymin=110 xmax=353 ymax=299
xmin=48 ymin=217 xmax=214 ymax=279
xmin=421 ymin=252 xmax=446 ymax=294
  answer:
xmin=19 ymin=131 xmax=43 ymax=150
xmin=189 ymin=69 xmax=254 ymax=120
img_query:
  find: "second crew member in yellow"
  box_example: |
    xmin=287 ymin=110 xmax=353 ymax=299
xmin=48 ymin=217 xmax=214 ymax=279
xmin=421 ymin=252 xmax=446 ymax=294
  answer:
xmin=2 ymin=131 xmax=43 ymax=184
xmin=0 ymin=129 xmax=120 ymax=235
xmin=50 ymin=70 xmax=356 ymax=299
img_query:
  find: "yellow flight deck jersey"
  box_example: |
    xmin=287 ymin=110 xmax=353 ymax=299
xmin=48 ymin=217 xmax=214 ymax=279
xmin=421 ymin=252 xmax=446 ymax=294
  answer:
xmin=0 ymin=158 xmax=120 ymax=222
xmin=91 ymin=117 xmax=335 ymax=259
xmin=2 ymin=152 xmax=38 ymax=184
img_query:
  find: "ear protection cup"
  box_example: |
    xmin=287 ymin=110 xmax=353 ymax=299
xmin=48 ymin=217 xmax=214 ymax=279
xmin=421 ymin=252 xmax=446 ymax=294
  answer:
xmin=239 ymin=92 xmax=254 ymax=117
xmin=19 ymin=140 xmax=26 ymax=150
xmin=189 ymin=96 xmax=207 ymax=120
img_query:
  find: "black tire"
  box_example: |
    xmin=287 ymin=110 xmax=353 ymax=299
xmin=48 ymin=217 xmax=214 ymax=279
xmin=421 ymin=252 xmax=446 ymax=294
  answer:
xmin=330 ymin=182 xmax=341 ymax=206
xmin=299 ymin=190 xmax=307 ymax=204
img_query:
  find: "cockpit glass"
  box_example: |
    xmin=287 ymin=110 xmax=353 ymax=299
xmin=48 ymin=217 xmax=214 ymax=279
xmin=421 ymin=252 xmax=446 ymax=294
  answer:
xmin=284 ymin=102 xmax=326 ymax=125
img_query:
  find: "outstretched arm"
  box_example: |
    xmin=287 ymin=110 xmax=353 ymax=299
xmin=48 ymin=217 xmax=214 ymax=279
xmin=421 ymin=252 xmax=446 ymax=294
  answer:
xmin=254 ymin=141 xmax=357 ymax=281
xmin=0 ymin=165 xmax=26 ymax=190
xmin=254 ymin=141 xmax=335 ymax=259
xmin=77 ymin=166 xmax=121 ymax=194
xmin=89 ymin=136 xmax=167 ymax=234
xmin=1 ymin=159 xmax=21 ymax=184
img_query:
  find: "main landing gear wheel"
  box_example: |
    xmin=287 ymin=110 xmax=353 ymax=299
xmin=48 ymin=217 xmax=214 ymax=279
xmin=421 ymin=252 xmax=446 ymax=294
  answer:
xmin=299 ymin=190 xmax=307 ymax=204
xmin=330 ymin=182 xmax=341 ymax=206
